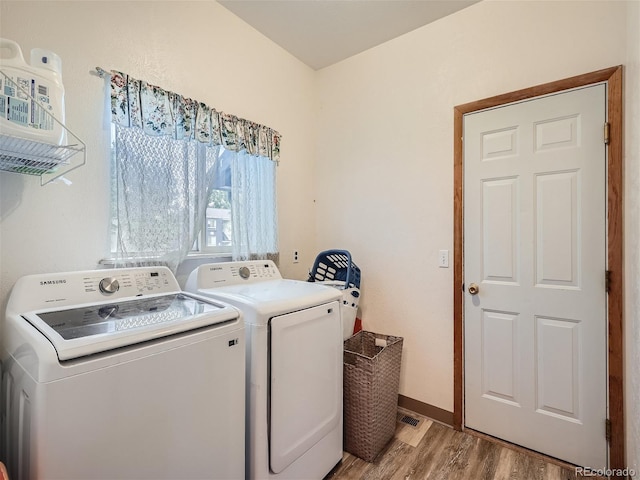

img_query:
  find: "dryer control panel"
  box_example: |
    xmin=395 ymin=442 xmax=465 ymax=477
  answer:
xmin=191 ymin=260 xmax=282 ymax=288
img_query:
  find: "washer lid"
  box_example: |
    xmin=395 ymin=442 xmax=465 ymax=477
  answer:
xmin=22 ymin=293 xmax=239 ymax=361
xmin=194 ymin=279 xmax=342 ymax=317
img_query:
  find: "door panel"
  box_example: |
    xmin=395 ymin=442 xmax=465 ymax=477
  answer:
xmin=481 ymin=310 xmax=519 ymax=405
xmin=268 ymin=301 xmax=341 ymax=474
xmin=464 ymin=85 xmax=607 ymax=469
xmin=535 ymin=171 xmax=580 ymax=287
xmin=535 ymin=316 xmax=581 ymax=420
xmin=534 ymin=114 xmax=580 ymax=151
xmin=482 ymin=126 xmax=518 ymax=160
xmin=482 ymin=178 xmax=519 ymax=283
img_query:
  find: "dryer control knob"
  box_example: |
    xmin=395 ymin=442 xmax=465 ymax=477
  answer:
xmin=99 ymin=277 xmax=120 ymax=295
xmin=239 ymin=266 xmax=251 ymax=279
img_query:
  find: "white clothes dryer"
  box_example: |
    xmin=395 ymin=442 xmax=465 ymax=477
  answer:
xmin=1 ymin=266 xmax=245 ymax=480
xmin=185 ymin=260 xmax=343 ymax=480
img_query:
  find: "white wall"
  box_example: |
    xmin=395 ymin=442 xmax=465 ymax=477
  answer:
xmin=316 ymin=0 xmax=638 ymax=456
xmin=0 ymin=1 xmax=317 ymax=315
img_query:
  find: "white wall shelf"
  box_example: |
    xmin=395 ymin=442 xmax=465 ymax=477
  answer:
xmin=0 ymin=69 xmax=86 ymax=185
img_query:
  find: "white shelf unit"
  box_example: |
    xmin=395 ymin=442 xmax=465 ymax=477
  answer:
xmin=0 ymin=69 xmax=86 ymax=185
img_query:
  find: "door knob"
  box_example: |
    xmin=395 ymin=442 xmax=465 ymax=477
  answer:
xmin=468 ymin=283 xmax=479 ymax=295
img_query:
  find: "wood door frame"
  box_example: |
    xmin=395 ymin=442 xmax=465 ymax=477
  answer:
xmin=453 ymin=66 xmax=624 ymax=468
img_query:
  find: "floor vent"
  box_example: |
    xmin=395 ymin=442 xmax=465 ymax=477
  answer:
xmin=399 ymin=415 xmax=420 ymax=427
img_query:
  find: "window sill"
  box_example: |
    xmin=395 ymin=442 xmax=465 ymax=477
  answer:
xmin=186 ymin=252 xmax=232 ymax=260
xmin=98 ymin=256 xmax=167 ymax=268
xmin=98 ymin=253 xmax=232 ymax=268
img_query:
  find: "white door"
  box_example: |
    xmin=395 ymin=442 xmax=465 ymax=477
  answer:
xmin=463 ymin=84 xmax=608 ymax=469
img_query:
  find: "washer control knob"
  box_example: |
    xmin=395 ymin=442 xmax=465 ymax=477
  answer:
xmin=239 ymin=266 xmax=251 ymax=279
xmin=99 ymin=277 xmax=120 ymax=295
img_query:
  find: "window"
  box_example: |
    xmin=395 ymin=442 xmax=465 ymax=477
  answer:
xmin=107 ymin=69 xmax=280 ymax=269
xmin=198 ymin=152 xmax=232 ymax=254
xmin=205 ymin=205 xmax=231 ymax=248
xmin=110 ymin=130 xmax=233 ymax=258
xmin=109 ymin=123 xmax=221 ymax=269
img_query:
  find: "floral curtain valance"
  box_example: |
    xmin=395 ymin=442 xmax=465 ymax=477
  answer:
xmin=110 ymin=71 xmax=281 ymax=162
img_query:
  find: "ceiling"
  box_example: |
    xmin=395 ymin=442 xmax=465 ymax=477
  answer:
xmin=218 ymin=0 xmax=480 ymax=70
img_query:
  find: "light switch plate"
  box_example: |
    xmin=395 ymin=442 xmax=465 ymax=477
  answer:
xmin=439 ymin=250 xmax=449 ymax=268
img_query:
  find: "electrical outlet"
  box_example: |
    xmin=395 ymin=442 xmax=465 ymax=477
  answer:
xmin=438 ymin=250 xmax=449 ymax=268
xmin=293 ymin=250 xmax=299 ymax=263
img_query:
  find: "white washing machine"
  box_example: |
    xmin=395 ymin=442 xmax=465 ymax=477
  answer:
xmin=1 ymin=266 xmax=245 ymax=480
xmin=185 ymin=260 xmax=343 ymax=480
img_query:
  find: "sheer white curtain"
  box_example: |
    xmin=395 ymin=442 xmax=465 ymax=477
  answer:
xmin=113 ymin=124 xmax=219 ymax=270
xmin=228 ymin=150 xmax=278 ymax=260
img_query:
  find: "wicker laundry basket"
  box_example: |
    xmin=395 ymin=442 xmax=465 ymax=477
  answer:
xmin=343 ymin=331 xmax=403 ymax=462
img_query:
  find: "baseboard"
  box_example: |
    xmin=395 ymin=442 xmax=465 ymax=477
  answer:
xmin=397 ymin=394 xmax=454 ymax=427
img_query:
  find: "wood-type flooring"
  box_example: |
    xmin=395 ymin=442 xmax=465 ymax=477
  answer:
xmin=325 ymin=408 xmax=603 ymax=480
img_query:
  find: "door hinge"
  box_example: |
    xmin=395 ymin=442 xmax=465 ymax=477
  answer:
xmin=606 ymin=270 xmax=612 ymax=293
xmin=604 ymin=122 xmax=610 ymax=145
xmin=605 ymin=418 xmax=612 ymax=442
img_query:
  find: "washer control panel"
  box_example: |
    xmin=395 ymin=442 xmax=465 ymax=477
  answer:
xmin=11 ymin=267 xmax=181 ymax=312
xmin=87 ymin=270 xmax=172 ymax=296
